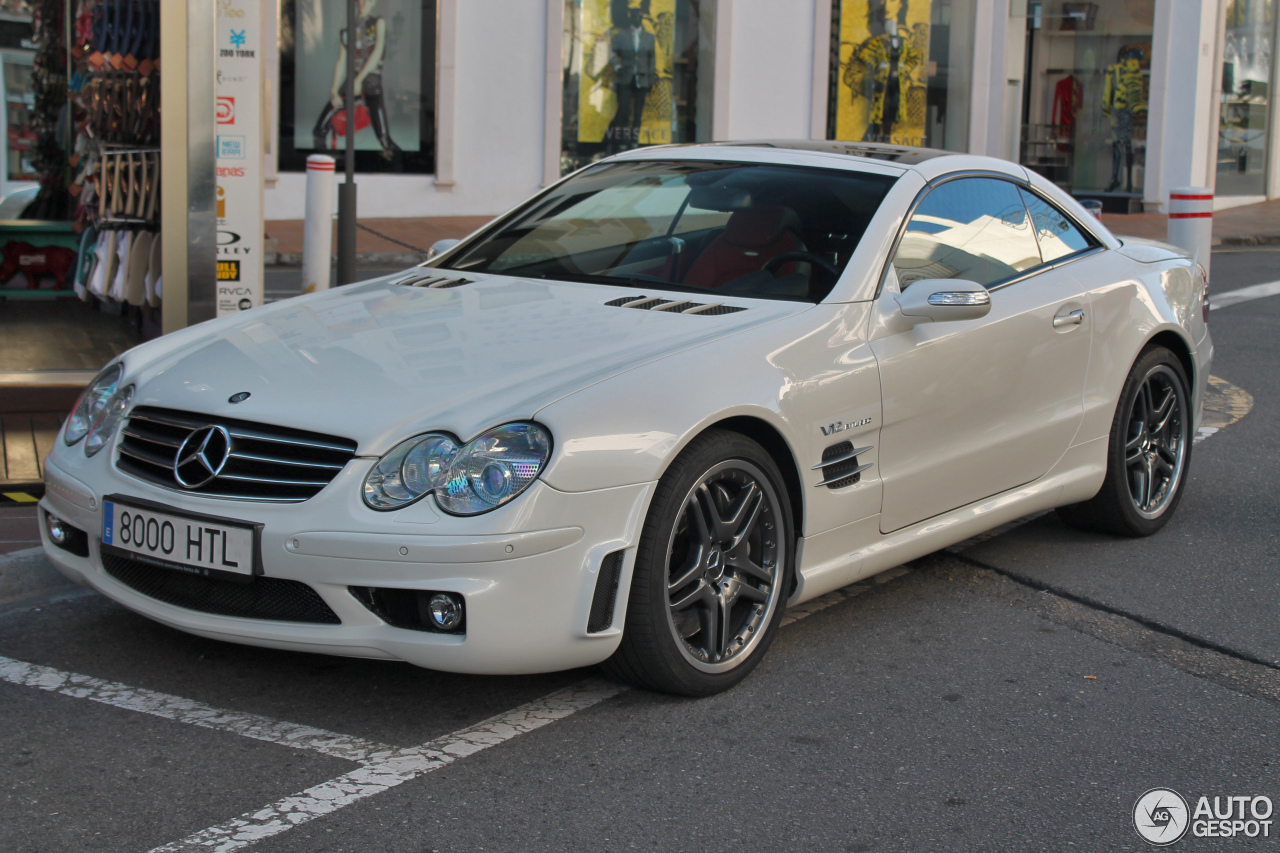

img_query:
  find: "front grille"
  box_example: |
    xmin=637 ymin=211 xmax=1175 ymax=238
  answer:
xmin=102 ymin=549 xmax=341 ymax=624
xmin=116 ymin=406 xmax=357 ymax=503
xmin=587 ymin=551 xmax=624 ymax=633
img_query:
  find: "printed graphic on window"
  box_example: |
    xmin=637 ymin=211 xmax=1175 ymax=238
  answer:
xmin=832 ymin=0 xmax=933 ymax=146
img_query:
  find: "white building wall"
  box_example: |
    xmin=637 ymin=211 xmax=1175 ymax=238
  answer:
xmin=723 ymin=0 xmax=819 ymax=140
xmin=1145 ymin=0 xmax=1223 ymax=212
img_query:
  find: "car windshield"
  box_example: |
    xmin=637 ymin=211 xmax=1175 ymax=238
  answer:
xmin=441 ymin=160 xmax=897 ymax=302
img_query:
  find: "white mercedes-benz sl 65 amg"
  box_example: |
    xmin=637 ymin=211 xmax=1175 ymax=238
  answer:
xmin=40 ymin=142 xmax=1212 ymax=695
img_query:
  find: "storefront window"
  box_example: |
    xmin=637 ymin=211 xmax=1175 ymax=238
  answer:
xmin=278 ymin=0 xmax=436 ymax=174
xmin=560 ymin=0 xmax=717 ymax=175
xmin=1021 ymin=1 xmax=1154 ymax=207
xmin=827 ymin=0 xmax=974 ymax=150
xmin=1218 ymin=0 xmax=1273 ymax=196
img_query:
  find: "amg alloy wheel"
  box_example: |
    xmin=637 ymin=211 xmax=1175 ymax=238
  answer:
xmin=603 ymin=430 xmax=793 ymax=695
xmin=1058 ymin=346 xmax=1191 ymax=537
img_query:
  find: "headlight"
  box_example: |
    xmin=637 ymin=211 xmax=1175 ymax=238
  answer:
xmin=64 ymin=363 xmax=124 ymax=446
xmin=84 ymin=383 xmax=135 ymax=457
xmin=363 ymin=423 xmax=551 ymax=515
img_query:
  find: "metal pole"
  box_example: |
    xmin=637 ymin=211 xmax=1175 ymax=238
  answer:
xmin=336 ymin=0 xmax=358 ymax=285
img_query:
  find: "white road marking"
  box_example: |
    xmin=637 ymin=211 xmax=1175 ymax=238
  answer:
xmin=0 ymin=655 xmax=391 ymax=763
xmin=150 ymin=679 xmax=624 ymax=853
xmin=1211 ymin=279 xmax=1280 ymax=310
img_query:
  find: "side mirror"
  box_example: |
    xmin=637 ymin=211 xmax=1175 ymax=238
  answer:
xmin=894 ymin=278 xmax=991 ymax=324
xmin=425 ymin=238 xmax=461 ymax=261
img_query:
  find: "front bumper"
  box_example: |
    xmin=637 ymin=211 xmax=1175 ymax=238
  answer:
xmin=40 ymin=452 xmax=654 ymax=675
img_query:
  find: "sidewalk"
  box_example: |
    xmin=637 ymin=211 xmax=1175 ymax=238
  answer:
xmin=265 ymin=216 xmax=492 ymax=266
xmin=1104 ymin=197 xmax=1280 ymax=245
xmin=265 ymin=198 xmax=1280 ymax=267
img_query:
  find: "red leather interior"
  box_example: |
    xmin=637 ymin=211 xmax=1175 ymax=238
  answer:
xmin=683 ymin=206 xmax=802 ymax=288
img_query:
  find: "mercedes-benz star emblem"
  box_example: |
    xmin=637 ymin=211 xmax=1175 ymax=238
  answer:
xmin=174 ymin=425 xmax=232 ymax=489
xmin=228 ymin=392 xmax=251 ymax=404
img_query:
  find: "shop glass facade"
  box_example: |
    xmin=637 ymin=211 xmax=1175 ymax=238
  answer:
xmin=826 ymin=0 xmax=974 ymax=150
xmin=277 ymin=0 xmax=437 ymax=174
xmin=560 ymin=0 xmax=717 ymax=175
xmin=1021 ymin=1 xmax=1155 ymax=206
xmin=1218 ymin=0 xmax=1274 ymax=196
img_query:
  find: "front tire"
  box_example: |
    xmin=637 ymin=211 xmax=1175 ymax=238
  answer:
xmin=1057 ymin=346 xmax=1192 ymax=537
xmin=602 ymin=430 xmax=794 ymax=696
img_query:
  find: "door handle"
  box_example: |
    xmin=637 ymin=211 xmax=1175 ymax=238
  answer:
xmin=1053 ymin=309 xmax=1085 ymax=328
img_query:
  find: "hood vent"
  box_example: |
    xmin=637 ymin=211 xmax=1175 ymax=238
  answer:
xmin=397 ymin=273 xmax=473 ymax=289
xmin=603 ymin=295 xmax=746 ymax=315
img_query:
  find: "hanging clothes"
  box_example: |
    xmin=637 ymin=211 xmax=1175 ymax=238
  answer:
xmin=1052 ymin=75 xmax=1083 ymax=133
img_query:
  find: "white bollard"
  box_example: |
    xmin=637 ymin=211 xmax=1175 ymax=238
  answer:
xmin=301 ymin=154 xmax=336 ymax=293
xmin=1168 ymin=187 xmax=1213 ymax=282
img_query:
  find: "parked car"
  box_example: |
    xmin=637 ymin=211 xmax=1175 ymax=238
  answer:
xmin=40 ymin=141 xmax=1211 ymax=695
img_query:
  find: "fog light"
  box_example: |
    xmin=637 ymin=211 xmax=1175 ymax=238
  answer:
xmin=428 ymin=593 xmax=463 ymax=631
xmin=46 ymin=514 xmax=69 ymax=545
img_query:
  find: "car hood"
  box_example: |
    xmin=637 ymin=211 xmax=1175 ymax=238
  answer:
xmin=130 ymin=272 xmax=809 ymax=453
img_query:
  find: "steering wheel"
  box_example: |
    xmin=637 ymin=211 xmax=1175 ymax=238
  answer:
xmin=763 ymin=251 xmax=840 ymax=279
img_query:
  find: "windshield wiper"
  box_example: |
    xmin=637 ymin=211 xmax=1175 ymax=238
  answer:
xmin=534 ymin=271 xmax=710 ymax=296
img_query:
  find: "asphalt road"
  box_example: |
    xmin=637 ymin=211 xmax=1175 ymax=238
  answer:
xmin=2 ymin=249 xmax=1278 ymax=852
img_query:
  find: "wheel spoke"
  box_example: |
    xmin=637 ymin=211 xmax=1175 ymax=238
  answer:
xmin=1142 ymin=455 xmax=1157 ymax=509
xmin=668 ymin=555 xmax=703 ymax=594
xmin=670 ymin=579 xmax=711 ymax=612
xmin=1156 ymin=444 xmax=1178 ymax=466
xmin=729 ymin=551 xmax=772 ymax=583
xmin=723 ymin=483 xmax=762 ymax=550
xmin=736 ymin=582 xmax=768 ymax=604
xmin=1124 ymin=430 xmax=1144 ymax=465
xmin=690 ymin=487 xmax=717 ymax=548
xmin=1150 ymin=385 xmax=1177 ymax=434
xmin=715 ymin=592 xmax=734 ymax=660
xmin=698 ymin=596 xmax=720 ymax=659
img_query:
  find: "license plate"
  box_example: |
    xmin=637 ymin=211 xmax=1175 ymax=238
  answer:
xmin=102 ymin=497 xmax=258 ymax=577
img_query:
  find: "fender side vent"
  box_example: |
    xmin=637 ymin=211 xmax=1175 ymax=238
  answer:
xmin=602 ymin=295 xmax=745 ymax=315
xmin=587 ymin=551 xmax=625 ymax=633
xmin=815 ymin=441 xmax=874 ymax=489
xmin=397 ymin=273 xmax=473 ymax=289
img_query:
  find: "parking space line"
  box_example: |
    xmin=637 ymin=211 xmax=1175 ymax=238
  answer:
xmin=1210 ymin=279 xmax=1280 ymax=309
xmin=150 ymin=679 xmax=624 ymax=853
xmin=0 ymin=655 xmax=392 ymax=763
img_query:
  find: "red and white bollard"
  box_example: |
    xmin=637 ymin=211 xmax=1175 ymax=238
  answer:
xmin=1168 ymin=187 xmax=1213 ymax=281
xmin=301 ymin=154 xmax=336 ymax=294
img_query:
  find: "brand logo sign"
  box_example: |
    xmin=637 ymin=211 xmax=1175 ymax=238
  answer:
xmin=217 ymin=261 xmax=242 ymax=281
xmin=216 ymin=96 xmax=235 ymax=124
xmin=217 ymin=166 xmax=245 ymax=177
xmin=174 ymin=426 xmax=232 ymax=489
xmin=820 ymin=417 xmax=872 ymax=436
xmin=1134 ymin=789 xmax=1190 ymax=846
xmin=217 ymin=135 xmax=245 ymax=159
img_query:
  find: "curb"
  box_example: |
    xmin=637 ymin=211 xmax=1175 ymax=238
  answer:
xmin=1217 ymin=234 xmax=1280 ymax=247
xmin=265 ymin=252 xmax=427 ymax=268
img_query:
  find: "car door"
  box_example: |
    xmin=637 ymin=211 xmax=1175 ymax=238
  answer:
xmin=870 ymin=176 xmax=1095 ymax=533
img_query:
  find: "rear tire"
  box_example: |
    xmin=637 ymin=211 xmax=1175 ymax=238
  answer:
xmin=1057 ymin=346 xmax=1192 ymax=537
xmin=601 ymin=430 xmax=794 ymax=696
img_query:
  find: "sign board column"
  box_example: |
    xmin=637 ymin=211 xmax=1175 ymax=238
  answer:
xmin=215 ymin=0 xmax=265 ymax=316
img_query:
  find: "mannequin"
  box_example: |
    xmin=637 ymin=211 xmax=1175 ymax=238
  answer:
xmin=1103 ymin=47 xmax=1146 ymax=192
xmin=312 ymin=0 xmax=401 ymax=157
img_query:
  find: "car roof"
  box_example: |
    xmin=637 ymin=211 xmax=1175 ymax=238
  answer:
xmin=612 ymin=140 xmax=1027 ymax=183
xmin=692 ymin=139 xmax=954 ymax=166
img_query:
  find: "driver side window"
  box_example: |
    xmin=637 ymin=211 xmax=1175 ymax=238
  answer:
xmin=892 ymin=177 xmax=1042 ymax=290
